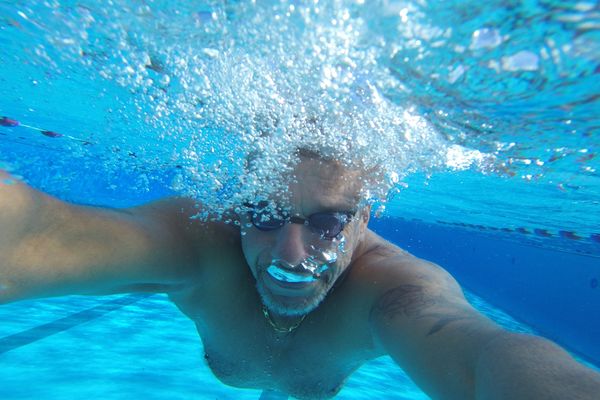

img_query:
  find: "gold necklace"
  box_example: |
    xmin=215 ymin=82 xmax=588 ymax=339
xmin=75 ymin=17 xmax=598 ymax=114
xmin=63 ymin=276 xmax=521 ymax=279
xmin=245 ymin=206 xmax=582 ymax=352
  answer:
xmin=262 ymin=305 xmax=307 ymax=334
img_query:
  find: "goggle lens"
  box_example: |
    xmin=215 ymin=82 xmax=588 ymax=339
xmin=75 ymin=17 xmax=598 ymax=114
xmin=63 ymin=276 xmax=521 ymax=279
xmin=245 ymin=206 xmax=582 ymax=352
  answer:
xmin=307 ymin=212 xmax=345 ymax=238
xmin=246 ymin=203 xmax=353 ymax=239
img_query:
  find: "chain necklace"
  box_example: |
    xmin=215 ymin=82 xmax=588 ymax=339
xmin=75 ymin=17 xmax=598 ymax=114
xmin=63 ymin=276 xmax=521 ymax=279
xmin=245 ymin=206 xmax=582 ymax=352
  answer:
xmin=262 ymin=305 xmax=307 ymax=334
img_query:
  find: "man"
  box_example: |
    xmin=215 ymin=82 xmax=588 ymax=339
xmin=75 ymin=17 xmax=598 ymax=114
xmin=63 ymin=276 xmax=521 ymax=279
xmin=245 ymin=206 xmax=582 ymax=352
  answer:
xmin=1 ymin=151 xmax=599 ymax=400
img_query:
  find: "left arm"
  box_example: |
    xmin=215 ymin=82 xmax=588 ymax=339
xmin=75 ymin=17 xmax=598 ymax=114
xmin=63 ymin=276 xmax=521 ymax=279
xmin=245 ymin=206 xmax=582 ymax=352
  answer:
xmin=369 ymin=255 xmax=600 ymax=399
xmin=473 ymin=331 xmax=600 ymax=400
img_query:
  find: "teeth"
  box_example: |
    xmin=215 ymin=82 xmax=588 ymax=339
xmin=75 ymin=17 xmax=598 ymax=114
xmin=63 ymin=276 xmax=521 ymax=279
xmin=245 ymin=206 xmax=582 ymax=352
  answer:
xmin=267 ymin=265 xmax=317 ymax=283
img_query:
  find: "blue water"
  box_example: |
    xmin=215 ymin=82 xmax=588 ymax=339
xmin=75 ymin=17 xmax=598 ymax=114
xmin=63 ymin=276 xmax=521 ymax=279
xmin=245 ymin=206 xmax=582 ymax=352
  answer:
xmin=0 ymin=216 xmax=597 ymax=399
xmin=0 ymin=238 xmax=598 ymax=400
xmin=0 ymin=284 xmax=536 ymax=400
xmin=1 ymin=0 xmax=599 ymax=398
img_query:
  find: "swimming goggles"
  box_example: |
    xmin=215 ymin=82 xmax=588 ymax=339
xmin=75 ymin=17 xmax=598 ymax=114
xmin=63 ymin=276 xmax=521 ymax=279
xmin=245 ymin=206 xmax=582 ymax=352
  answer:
xmin=244 ymin=202 xmax=355 ymax=240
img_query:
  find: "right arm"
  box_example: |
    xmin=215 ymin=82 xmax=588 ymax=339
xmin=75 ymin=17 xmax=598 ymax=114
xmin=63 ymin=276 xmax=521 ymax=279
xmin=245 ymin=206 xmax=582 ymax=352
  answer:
xmin=0 ymin=170 xmax=205 ymax=304
xmin=370 ymin=254 xmax=600 ymax=399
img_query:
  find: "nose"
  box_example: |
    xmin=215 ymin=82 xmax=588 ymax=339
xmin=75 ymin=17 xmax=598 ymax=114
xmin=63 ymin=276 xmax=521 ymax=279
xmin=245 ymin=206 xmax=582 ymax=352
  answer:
xmin=272 ymin=223 xmax=310 ymax=267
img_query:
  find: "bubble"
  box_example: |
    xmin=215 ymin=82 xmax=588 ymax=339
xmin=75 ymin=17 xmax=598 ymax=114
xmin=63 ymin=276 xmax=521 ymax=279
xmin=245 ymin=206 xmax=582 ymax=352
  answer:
xmin=321 ymin=248 xmax=338 ymax=264
xmin=470 ymin=28 xmax=503 ymax=50
xmin=336 ymin=235 xmax=347 ymax=254
xmin=159 ymin=74 xmax=171 ymax=86
xmin=10 ymin=1 xmax=490 ymax=220
xmin=501 ymin=51 xmax=540 ymax=72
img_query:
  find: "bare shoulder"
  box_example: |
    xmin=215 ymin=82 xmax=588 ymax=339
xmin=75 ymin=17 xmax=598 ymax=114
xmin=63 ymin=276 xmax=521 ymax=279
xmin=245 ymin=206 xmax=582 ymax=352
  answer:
xmin=360 ymin=231 xmax=503 ymax=398
xmin=355 ymin=230 xmax=464 ymax=303
xmin=354 ymin=230 xmax=497 ymax=341
xmin=128 ymin=197 xmax=243 ymax=282
xmin=131 ymin=197 xmax=240 ymax=250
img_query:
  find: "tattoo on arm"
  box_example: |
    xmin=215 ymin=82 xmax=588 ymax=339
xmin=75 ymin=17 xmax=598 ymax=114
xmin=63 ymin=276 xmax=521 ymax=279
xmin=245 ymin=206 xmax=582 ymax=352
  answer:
xmin=373 ymin=284 xmax=472 ymax=337
xmin=374 ymin=284 xmax=436 ymax=319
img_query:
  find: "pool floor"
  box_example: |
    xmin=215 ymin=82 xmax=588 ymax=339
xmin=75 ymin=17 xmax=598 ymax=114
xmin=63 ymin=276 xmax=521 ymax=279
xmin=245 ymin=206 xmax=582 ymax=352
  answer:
xmin=0 ymin=294 xmax=430 ymax=399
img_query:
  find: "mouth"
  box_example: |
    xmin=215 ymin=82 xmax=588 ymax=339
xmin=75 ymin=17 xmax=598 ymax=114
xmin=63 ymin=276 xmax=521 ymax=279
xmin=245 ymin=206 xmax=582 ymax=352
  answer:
xmin=267 ymin=265 xmax=317 ymax=283
xmin=262 ymin=261 xmax=331 ymax=297
xmin=266 ymin=261 xmax=330 ymax=284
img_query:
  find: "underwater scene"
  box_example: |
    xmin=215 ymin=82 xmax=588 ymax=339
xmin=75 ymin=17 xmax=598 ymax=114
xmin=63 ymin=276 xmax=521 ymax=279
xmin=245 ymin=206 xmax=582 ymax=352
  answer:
xmin=1 ymin=0 xmax=599 ymax=399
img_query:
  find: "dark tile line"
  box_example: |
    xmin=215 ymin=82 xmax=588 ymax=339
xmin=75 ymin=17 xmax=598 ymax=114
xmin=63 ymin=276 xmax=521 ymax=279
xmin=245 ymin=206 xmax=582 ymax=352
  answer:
xmin=0 ymin=294 xmax=153 ymax=355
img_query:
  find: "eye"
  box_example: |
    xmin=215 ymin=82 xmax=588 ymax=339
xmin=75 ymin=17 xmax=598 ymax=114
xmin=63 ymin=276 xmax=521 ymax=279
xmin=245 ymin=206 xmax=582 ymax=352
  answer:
xmin=308 ymin=213 xmax=344 ymax=238
xmin=250 ymin=203 xmax=287 ymax=231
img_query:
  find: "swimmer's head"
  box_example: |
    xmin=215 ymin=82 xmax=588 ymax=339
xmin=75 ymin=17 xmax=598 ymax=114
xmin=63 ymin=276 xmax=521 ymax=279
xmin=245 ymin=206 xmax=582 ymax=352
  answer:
xmin=240 ymin=150 xmax=371 ymax=317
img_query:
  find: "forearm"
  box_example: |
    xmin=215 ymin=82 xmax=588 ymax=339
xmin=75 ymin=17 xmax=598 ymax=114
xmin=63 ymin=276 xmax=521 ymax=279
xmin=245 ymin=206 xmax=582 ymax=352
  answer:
xmin=0 ymin=172 xmax=181 ymax=303
xmin=0 ymin=173 xmax=106 ymax=302
xmin=0 ymin=171 xmax=46 ymax=267
xmin=0 ymin=171 xmax=40 ymax=245
xmin=0 ymin=171 xmax=52 ymax=302
xmin=475 ymin=332 xmax=600 ymax=400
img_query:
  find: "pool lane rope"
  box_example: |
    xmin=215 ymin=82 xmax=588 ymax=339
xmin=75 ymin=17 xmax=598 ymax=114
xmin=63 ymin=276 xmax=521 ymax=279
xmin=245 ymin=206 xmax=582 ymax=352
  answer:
xmin=1 ymin=116 xmax=93 ymax=144
xmin=2 ymin=116 xmax=599 ymax=247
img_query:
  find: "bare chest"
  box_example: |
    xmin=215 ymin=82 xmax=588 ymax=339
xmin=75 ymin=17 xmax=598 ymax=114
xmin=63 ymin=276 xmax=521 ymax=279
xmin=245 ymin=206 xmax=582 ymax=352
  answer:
xmin=171 ymin=286 xmax=377 ymax=399
xmin=200 ymin=313 xmax=373 ymax=399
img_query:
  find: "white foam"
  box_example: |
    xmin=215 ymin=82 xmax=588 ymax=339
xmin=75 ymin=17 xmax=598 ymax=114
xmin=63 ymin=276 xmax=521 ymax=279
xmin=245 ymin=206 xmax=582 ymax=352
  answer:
xmin=10 ymin=1 xmax=494 ymax=217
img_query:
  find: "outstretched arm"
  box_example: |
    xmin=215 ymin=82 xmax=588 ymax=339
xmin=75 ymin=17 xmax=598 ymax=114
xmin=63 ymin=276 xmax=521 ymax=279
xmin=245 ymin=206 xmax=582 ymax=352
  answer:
xmin=369 ymin=255 xmax=600 ymax=399
xmin=0 ymin=170 xmax=204 ymax=304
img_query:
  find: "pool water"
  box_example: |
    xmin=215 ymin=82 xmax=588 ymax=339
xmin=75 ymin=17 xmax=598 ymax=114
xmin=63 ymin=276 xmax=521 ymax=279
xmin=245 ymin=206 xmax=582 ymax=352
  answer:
xmin=1 ymin=0 xmax=599 ymax=398
xmin=0 ymin=289 xmax=537 ymax=400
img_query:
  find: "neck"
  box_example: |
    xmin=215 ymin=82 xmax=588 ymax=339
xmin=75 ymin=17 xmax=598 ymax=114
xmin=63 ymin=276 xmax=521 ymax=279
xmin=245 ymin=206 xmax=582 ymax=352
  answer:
xmin=262 ymin=305 xmax=307 ymax=334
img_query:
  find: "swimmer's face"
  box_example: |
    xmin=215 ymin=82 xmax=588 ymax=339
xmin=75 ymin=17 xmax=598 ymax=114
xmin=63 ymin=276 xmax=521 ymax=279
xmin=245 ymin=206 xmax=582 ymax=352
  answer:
xmin=240 ymin=156 xmax=370 ymax=317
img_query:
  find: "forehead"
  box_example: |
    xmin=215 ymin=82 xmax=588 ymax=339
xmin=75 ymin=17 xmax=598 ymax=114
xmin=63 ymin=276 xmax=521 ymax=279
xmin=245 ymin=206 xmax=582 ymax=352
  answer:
xmin=285 ymin=156 xmax=363 ymax=213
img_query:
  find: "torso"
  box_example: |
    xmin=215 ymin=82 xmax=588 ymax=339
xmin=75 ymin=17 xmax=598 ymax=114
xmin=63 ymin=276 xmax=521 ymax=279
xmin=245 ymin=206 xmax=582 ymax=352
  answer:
xmin=168 ymin=228 xmax=404 ymax=399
